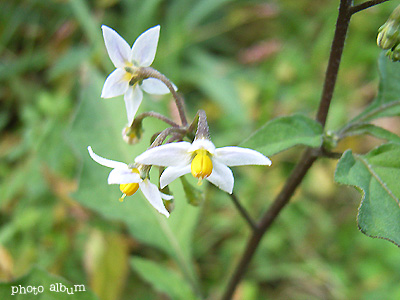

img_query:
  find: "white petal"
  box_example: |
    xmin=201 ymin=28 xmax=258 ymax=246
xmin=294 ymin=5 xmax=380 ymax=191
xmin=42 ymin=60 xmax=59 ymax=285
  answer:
xmin=160 ymin=165 xmax=191 ymax=188
xmin=139 ymin=179 xmax=170 ymax=217
xmin=206 ymin=160 xmax=234 ymax=194
xmin=189 ymin=138 xmax=216 ymax=154
xmin=215 ymin=147 xmax=272 ymax=167
xmin=161 ymin=192 xmax=174 ymax=201
xmin=124 ymin=86 xmax=143 ymax=124
xmin=131 ymin=25 xmax=160 ymax=67
xmin=87 ymin=146 xmax=128 ymax=170
xmin=140 ymin=78 xmax=171 ymax=95
xmin=108 ymin=168 xmax=141 ymax=184
xmin=135 ymin=142 xmax=192 ymax=167
xmin=101 ymin=68 xmax=129 ymax=98
xmin=102 ymin=25 xmax=132 ymax=68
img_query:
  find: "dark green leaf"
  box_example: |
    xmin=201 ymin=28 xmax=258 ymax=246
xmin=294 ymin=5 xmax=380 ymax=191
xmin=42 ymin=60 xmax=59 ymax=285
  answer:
xmin=240 ymin=114 xmax=323 ymax=156
xmin=335 ymin=143 xmax=400 ymax=246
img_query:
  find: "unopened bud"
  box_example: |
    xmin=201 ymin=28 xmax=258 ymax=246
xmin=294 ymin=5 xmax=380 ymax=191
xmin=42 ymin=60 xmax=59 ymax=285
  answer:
xmin=377 ymin=21 xmax=400 ymax=50
xmin=122 ymin=121 xmax=143 ymax=145
xmin=322 ymin=130 xmax=338 ymax=151
xmin=386 ymin=43 xmax=400 ymax=62
xmin=377 ymin=5 xmax=400 ymax=51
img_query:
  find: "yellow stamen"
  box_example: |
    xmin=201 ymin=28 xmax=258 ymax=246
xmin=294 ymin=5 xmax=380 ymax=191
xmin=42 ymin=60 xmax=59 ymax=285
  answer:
xmin=123 ymin=71 xmax=134 ymax=83
xmin=119 ymin=194 xmax=127 ymax=202
xmin=191 ymin=149 xmax=213 ymax=183
xmin=118 ymin=168 xmax=140 ymax=201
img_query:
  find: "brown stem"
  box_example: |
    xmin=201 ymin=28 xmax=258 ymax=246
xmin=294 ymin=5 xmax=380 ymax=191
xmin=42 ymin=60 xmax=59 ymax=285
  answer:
xmin=316 ymin=0 xmax=352 ymax=127
xmin=229 ymin=193 xmax=257 ymax=232
xmin=221 ymin=1 xmax=357 ymax=298
xmin=132 ymin=111 xmax=180 ymax=128
xmin=350 ymin=0 xmax=391 ymax=15
xmin=150 ymin=127 xmax=187 ymax=148
xmin=221 ymin=149 xmax=317 ymax=300
xmin=140 ymin=67 xmax=188 ymax=126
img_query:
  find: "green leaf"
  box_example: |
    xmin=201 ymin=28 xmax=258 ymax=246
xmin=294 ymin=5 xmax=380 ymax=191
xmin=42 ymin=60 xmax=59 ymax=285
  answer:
xmin=0 ymin=266 xmax=98 ymax=300
xmin=352 ymin=53 xmax=400 ymax=122
xmin=342 ymin=124 xmax=400 ymax=144
xmin=240 ymin=114 xmax=323 ymax=156
xmin=335 ymin=143 xmax=400 ymax=246
xmin=69 ymin=68 xmax=199 ymax=292
xmin=131 ymin=257 xmax=198 ymax=300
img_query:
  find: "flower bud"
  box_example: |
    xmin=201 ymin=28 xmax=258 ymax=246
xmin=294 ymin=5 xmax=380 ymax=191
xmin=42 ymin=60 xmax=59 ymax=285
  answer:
xmin=122 ymin=121 xmax=143 ymax=145
xmin=322 ymin=130 xmax=338 ymax=151
xmin=386 ymin=43 xmax=400 ymax=62
xmin=377 ymin=21 xmax=400 ymax=50
xmin=377 ymin=5 xmax=400 ymax=51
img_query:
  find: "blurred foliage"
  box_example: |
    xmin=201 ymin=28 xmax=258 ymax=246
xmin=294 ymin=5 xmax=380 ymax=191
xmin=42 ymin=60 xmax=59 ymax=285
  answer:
xmin=1 ymin=0 xmax=400 ymax=299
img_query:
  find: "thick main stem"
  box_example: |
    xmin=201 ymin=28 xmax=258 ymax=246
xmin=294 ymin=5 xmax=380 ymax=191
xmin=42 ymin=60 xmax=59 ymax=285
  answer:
xmin=221 ymin=1 xmax=354 ymax=299
xmin=221 ymin=150 xmax=317 ymax=300
xmin=316 ymin=0 xmax=352 ymax=127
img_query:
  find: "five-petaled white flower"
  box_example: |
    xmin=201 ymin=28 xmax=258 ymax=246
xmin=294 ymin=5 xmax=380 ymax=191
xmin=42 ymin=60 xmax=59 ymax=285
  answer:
xmin=101 ymin=25 xmax=171 ymax=124
xmin=88 ymin=146 xmax=171 ymax=217
xmin=135 ymin=138 xmax=271 ymax=194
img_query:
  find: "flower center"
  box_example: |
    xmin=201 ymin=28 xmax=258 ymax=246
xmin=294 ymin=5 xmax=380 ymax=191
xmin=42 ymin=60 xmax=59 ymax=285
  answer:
xmin=191 ymin=149 xmax=213 ymax=183
xmin=119 ymin=168 xmax=140 ymax=202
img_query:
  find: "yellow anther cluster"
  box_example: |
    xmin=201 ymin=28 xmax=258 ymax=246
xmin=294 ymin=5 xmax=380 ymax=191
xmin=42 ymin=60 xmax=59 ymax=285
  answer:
xmin=191 ymin=149 xmax=213 ymax=182
xmin=119 ymin=168 xmax=140 ymax=201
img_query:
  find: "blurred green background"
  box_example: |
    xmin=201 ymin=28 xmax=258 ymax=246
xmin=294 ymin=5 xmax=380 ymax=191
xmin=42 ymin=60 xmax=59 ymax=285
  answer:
xmin=1 ymin=0 xmax=400 ymax=299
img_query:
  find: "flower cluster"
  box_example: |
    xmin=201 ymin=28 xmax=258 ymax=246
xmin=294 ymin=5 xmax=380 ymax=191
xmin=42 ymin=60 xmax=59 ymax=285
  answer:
xmin=88 ymin=25 xmax=271 ymax=217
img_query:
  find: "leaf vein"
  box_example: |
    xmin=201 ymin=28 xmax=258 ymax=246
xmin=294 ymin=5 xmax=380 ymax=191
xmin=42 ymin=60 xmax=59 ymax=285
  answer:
xmin=356 ymin=154 xmax=400 ymax=207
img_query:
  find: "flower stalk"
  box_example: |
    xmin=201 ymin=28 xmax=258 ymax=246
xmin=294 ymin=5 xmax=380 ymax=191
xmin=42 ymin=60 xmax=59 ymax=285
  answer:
xmin=140 ymin=67 xmax=188 ymax=126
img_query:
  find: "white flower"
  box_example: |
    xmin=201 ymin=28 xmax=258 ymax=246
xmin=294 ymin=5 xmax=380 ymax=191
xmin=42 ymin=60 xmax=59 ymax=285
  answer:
xmin=135 ymin=138 xmax=271 ymax=194
xmin=87 ymin=146 xmax=172 ymax=217
xmin=101 ymin=25 xmax=172 ymax=124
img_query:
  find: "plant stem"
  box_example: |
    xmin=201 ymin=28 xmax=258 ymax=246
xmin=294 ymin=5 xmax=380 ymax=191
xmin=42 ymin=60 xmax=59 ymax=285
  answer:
xmin=316 ymin=0 xmax=352 ymax=127
xmin=133 ymin=111 xmax=180 ymax=128
xmin=221 ymin=149 xmax=317 ymax=300
xmin=141 ymin=67 xmax=188 ymax=127
xmin=221 ymin=1 xmax=357 ymax=298
xmin=229 ymin=193 xmax=257 ymax=232
xmin=350 ymin=0 xmax=391 ymax=15
xmin=150 ymin=127 xmax=187 ymax=148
